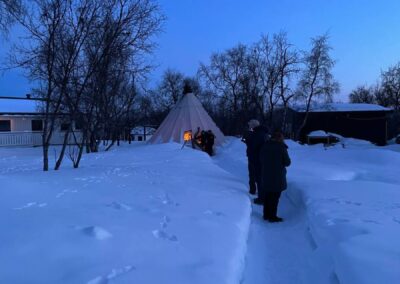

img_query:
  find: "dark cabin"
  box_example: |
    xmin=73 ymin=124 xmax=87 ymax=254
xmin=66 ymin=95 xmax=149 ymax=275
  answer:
xmin=285 ymin=103 xmax=392 ymax=146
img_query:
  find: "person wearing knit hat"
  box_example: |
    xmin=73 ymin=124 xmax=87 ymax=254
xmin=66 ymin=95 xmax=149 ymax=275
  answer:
xmin=248 ymin=119 xmax=260 ymax=129
xmin=242 ymin=119 xmax=268 ymax=202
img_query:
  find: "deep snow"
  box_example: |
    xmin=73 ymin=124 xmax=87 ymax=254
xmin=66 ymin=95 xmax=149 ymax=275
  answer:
xmin=215 ymin=139 xmax=315 ymax=284
xmin=216 ymin=138 xmax=400 ymax=284
xmin=1 ymin=137 xmax=399 ymax=284
xmin=0 ymin=143 xmax=250 ymax=284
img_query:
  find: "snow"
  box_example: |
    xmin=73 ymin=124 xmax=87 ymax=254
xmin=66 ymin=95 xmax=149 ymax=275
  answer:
xmin=0 ymin=143 xmax=250 ymax=284
xmin=1 ymin=135 xmax=399 ymax=284
xmin=215 ymin=139 xmax=318 ymax=283
xmin=216 ymin=138 xmax=400 ymax=283
xmin=286 ymin=141 xmax=400 ymax=283
xmin=292 ymin=103 xmax=391 ymax=112
xmin=0 ymin=98 xmax=41 ymax=114
xmin=308 ymin=130 xmax=330 ymax=137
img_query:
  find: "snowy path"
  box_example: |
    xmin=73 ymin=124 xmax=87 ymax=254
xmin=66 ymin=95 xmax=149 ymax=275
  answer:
xmin=214 ymin=139 xmax=315 ymax=284
xmin=239 ymin=196 xmax=313 ymax=284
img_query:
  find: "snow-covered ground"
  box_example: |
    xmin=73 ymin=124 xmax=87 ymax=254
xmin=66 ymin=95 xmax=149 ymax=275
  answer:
xmin=286 ymin=139 xmax=400 ymax=284
xmin=1 ymin=138 xmax=399 ymax=284
xmin=0 ymin=143 xmax=250 ymax=284
xmin=216 ymin=138 xmax=400 ymax=284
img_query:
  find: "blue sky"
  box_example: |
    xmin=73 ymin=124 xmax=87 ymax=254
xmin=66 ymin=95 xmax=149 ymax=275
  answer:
xmin=1 ymin=0 xmax=400 ymax=101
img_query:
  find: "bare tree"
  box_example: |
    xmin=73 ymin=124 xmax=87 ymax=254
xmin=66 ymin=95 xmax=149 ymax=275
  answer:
xmin=155 ymin=69 xmax=185 ymax=111
xmin=273 ymin=32 xmax=300 ymax=131
xmin=0 ymin=0 xmax=23 ymax=33
xmin=380 ymin=63 xmax=400 ymax=110
xmin=349 ymin=85 xmax=376 ymax=104
xmin=66 ymin=0 xmax=164 ymax=164
xmin=198 ymin=44 xmax=249 ymax=134
xmin=295 ymin=34 xmax=339 ymax=139
xmin=11 ymin=0 xmax=164 ymax=170
xmin=11 ymin=0 xmax=72 ymax=171
xmin=250 ymin=36 xmax=278 ymax=124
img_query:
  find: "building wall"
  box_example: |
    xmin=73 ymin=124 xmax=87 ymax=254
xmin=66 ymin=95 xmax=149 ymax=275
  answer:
xmin=0 ymin=115 xmax=82 ymax=146
xmin=0 ymin=116 xmax=36 ymax=132
xmin=288 ymin=110 xmax=389 ymax=145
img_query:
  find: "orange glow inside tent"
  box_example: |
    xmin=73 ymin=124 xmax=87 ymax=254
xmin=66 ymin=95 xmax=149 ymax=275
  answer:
xmin=183 ymin=130 xmax=192 ymax=142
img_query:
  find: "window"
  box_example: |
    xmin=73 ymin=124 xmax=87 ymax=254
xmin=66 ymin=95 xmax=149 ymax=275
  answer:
xmin=0 ymin=120 xmax=11 ymax=132
xmin=60 ymin=123 xmax=71 ymax=131
xmin=31 ymin=120 xmax=43 ymax=131
xmin=74 ymin=121 xmax=82 ymax=130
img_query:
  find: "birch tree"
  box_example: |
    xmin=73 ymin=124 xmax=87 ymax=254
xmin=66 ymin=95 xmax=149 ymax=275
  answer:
xmin=296 ymin=34 xmax=339 ymax=139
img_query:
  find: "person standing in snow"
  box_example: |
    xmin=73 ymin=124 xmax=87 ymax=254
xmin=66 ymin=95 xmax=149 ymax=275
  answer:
xmin=260 ymin=130 xmax=291 ymax=222
xmin=193 ymin=127 xmax=202 ymax=149
xmin=242 ymin=121 xmax=257 ymax=195
xmin=204 ymin=130 xmax=215 ymax=156
xmin=242 ymin=119 xmax=268 ymax=204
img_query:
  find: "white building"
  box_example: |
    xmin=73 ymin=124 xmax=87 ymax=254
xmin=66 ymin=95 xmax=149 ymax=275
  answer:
xmin=130 ymin=126 xmax=156 ymax=141
xmin=0 ymin=97 xmax=80 ymax=147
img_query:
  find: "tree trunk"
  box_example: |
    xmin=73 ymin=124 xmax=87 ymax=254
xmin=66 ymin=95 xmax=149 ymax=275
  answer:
xmin=73 ymin=135 xmax=86 ymax=168
xmin=105 ymin=140 xmax=115 ymax=151
xmin=42 ymin=127 xmax=49 ymax=171
xmin=296 ymin=96 xmax=313 ymax=141
xmin=43 ymin=143 xmax=49 ymax=171
xmin=281 ymin=103 xmax=289 ymax=134
xmin=54 ymin=128 xmax=71 ymax=170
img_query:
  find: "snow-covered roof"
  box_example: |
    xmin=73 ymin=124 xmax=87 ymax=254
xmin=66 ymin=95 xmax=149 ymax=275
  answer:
xmin=0 ymin=98 xmax=42 ymax=114
xmin=292 ymin=103 xmax=391 ymax=113
xmin=307 ymin=130 xmax=346 ymax=139
xmin=131 ymin=126 xmax=156 ymax=135
xmin=307 ymin=130 xmax=330 ymax=137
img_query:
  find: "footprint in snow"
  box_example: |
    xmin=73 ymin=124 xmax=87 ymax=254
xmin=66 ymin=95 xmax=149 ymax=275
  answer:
xmin=87 ymin=265 xmax=135 ymax=284
xmin=326 ymin=218 xmax=350 ymax=226
xmin=14 ymin=202 xmax=47 ymax=210
xmin=362 ymin=219 xmax=380 ymax=225
xmin=150 ymin=194 xmax=180 ymax=207
xmin=78 ymin=226 xmax=112 ymax=240
xmin=160 ymin=215 xmax=171 ymax=229
xmin=204 ymin=210 xmax=225 ymax=217
xmin=387 ymin=203 xmax=400 ymax=210
xmin=74 ymin=176 xmax=103 ymax=183
xmin=334 ymin=199 xmax=362 ymax=206
xmin=106 ymin=202 xmax=132 ymax=211
xmin=392 ymin=218 xmax=400 ymax=225
xmin=152 ymin=230 xmax=178 ymax=242
xmin=56 ymin=189 xmax=78 ymax=198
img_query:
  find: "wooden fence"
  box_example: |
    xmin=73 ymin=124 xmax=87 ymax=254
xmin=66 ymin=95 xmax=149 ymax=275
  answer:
xmin=0 ymin=131 xmax=82 ymax=147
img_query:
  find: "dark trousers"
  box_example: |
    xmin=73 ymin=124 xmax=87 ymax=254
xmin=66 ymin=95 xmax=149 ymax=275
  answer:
xmin=248 ymin=160 xmax=262 ymax=196
xmin=263 ymin=191 xmax=282 ymax=219
xmin=248 ymin=160 xmax=257 ymax=193
xmin=205 ymin=144 xmax=213 ymax=156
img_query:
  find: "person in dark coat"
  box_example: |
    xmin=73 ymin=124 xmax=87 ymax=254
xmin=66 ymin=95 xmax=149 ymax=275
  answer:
xmin=241 ymin=122 xmax=256 ymax=195
xmin=193 ymin=127 xmax=202 ymax=149
xmin=243 ymin=119 xmax=268 ymax=203
xmin=260 ymin=130 xmax=291 ymax=222
xmin=204 ymin=130 xmax=215 ymax=156
xmin=200 ymin=130 xmax=207 ymax=150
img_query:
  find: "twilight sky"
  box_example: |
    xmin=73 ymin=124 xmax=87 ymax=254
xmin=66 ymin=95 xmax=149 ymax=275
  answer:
xmin=1 ymin=0 xmax=400 ymax=101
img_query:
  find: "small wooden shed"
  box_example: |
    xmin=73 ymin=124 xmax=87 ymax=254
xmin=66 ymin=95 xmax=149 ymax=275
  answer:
xmin=286 ymin=103 xmax=392 ymax=145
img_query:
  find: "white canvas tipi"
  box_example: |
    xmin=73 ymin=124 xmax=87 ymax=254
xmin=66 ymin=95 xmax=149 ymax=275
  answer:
xmin=148 ymin=93 xmax=225 ymax=145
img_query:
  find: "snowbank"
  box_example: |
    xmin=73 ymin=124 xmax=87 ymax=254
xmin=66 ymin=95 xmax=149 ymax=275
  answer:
xmin=0 ymin=143 xmax=251 ymax=284
xmin=286 ymin=141 xmax=400 ymax=283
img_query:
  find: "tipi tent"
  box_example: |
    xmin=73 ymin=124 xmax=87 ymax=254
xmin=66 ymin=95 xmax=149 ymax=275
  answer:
xmin=148 ymin=93 xmax=225 ymax=145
